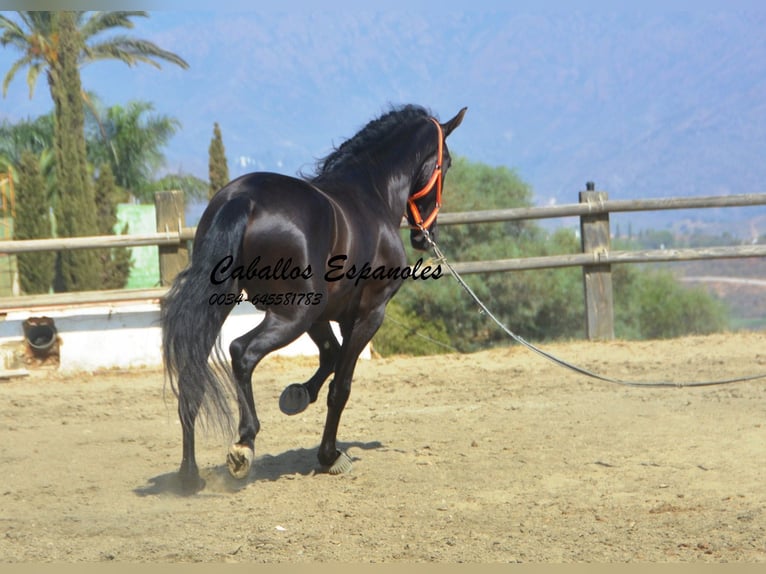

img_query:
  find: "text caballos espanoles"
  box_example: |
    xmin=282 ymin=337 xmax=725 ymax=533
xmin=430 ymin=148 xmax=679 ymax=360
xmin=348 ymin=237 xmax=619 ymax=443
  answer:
xmin=210 ymin=254 xmax=442 ymax=287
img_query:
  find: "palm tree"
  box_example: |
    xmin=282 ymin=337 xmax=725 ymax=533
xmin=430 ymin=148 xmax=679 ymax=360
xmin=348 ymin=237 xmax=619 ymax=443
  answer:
xmin=0 ymin=12 xmax=188 ymax=201
xmin=0 ymin=113 xmax=56 ymax=190
xmin=1 ymin=11 xmax=188 ymax=292
xmin=86 ymin=100 xmax=181 ymax=202
xmin=1 ymin=11 xmax=189 ymax=99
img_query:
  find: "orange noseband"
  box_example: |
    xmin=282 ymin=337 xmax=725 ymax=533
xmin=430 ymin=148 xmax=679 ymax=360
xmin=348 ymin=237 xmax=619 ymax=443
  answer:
xmin=407 ymin=118 xmax=444 ymax=230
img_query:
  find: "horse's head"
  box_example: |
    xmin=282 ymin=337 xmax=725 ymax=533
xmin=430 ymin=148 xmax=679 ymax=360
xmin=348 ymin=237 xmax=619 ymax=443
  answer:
xmin=407 ymin=107 xmax=467 ymax=251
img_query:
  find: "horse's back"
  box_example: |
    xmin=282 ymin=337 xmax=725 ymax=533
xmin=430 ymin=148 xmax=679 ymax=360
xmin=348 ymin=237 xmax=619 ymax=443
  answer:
xmin=195 ymin=172 xmax=337 ymax=298
xmin=197 ymin=172 xmax=333 ymax=240
xmin=202 ymin=171 xmax=320 ymax=216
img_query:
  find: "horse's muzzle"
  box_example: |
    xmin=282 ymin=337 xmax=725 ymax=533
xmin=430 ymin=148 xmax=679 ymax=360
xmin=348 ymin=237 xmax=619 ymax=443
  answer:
xmin=410 ymin=226 xmax=437 ymax=251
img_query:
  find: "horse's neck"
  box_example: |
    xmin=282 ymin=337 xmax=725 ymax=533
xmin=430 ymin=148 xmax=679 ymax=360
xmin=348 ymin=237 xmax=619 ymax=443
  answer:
xmin=323 ymin=162 xmax=415 ymax=226
xmin=367 ymin=141 xmax=424 ymax=224
xmin=377 ymin=169 xmax=414 ymax=224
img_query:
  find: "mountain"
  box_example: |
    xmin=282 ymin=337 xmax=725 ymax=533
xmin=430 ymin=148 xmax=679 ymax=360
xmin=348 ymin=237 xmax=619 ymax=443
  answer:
xmin=6 ymin=10 xmax=765 ymax=233
xmin=158 ymin=11 xmax=766 ymax=233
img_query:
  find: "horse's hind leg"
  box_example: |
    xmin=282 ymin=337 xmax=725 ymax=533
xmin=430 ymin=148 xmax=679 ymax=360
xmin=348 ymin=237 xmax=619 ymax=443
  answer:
xmin=279 ymin=321 xmax=340 ymax=415
xmin=227 ymin=311 xmax=315 ymax=479
xmin=178 ymin=374 xmax=205 ymax=494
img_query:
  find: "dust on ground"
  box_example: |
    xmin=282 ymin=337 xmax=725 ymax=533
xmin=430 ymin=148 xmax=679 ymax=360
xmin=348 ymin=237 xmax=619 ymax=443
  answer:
xmin=1 ymin=332 xmax=764 ymax=562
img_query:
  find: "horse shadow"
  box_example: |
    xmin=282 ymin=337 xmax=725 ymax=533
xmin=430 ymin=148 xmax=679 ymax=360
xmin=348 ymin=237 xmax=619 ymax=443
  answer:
xmin=133 ymin=440 xmax=384 ymax=497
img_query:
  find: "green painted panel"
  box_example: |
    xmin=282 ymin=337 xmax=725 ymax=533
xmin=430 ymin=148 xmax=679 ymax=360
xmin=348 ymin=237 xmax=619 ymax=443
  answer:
xmin=116 ymin=204 xmax=160 ymax=289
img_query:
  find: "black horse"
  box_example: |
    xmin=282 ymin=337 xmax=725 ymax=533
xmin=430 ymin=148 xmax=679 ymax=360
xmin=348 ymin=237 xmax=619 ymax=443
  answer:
xmin=162 ymin=104 xmax=467 ymax=493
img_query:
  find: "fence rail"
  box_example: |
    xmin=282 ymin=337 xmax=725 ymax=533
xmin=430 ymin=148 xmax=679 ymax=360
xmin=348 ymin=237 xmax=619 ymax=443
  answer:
xmin=432 ymin=192 xmax=766 ymax=224
xmin=2 ymin=187 xmax=765 ymax=339
xmin=0 ymin=231 xmax=188 ymax=253
xmin=446 ymin=244 xmax=766 ymax=274
xmin=4 ymin=191 xmax=763 ymax=252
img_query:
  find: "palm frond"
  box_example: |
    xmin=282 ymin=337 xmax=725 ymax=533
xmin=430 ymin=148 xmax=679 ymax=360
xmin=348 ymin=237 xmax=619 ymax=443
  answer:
xmin=0 ymin=114 xmax=55 ymax=168
xmin=79 ymin=11 xmax=148 ymax=41
xmin=20 ymin=12 xmax=55 ymax=37
xmin=3 ymin=54 xmax=34 ymax=97
xmin=25 ymin=61 xmax=45 ymax=99
xmin=0 ymin=14 xmax=33 ymax=52
xmin=0 ymin=13 xmax=26 ymax=40
xmin=82 ymin=36 xmax=189 ymax=69
xmin=0 ymin=33 xmax=30 ymax=52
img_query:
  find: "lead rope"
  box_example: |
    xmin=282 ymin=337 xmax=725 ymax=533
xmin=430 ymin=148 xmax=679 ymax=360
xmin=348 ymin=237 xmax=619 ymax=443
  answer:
xmin=419 ymin=228 xmax=766 ymax=388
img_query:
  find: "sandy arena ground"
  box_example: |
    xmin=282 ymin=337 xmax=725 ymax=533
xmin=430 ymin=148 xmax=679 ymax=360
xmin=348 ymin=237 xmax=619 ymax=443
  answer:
xmin=0 ymin=332 xmax=764 ymax=563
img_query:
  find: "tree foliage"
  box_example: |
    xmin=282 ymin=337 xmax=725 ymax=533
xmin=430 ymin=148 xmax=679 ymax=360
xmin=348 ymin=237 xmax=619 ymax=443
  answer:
xmin=373 ymin=300 xmax=453 ymax=357
xmin=86 ymin=100 xmax=180 ymax=201
xmin=0 ymin=114 xmax=57 ymax=213
xmin=1 ymin=11 xmax=188 ymax=99
xmin=94 ymin=163 xmax=132 ymax=289
xmin=0 ymin=114 xmax=54 ymax=174
xmin=14 ymin=150 xmax=55 ymax=294
xmin=208 ymin=122 xmax=229 ymax=199
xmin=375 ymin=156 xmax=730 ymax=356
xmin=613 ymin=265 xmax=728 ymax=340
xmin=1 ymin=10 xmax=188 ymax=290
xmin=142 ymin=172 xmax=209 ymax=202
xmin=50 ymin=11 xmax=101 ymax=292
xmin=387 ymin=157 xmax=583 ymax=352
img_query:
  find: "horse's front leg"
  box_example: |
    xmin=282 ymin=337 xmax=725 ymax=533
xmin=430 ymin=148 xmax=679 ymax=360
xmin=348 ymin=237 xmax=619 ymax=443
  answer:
xmin=279 ymin=321 xmax=340 ymax=415
xmin=317 ymin=306 xmax=386 ymax=474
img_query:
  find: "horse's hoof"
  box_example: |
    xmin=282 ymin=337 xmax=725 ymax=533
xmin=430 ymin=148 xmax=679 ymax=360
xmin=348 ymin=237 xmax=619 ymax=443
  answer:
xmin=179 ymin=473 xmax=205 ymax=495
xmin=227 ymin=443 xmax=254 ymax=479
xmin=279 ymin=383 xmax=311 ymax=415
xmin=327 ymin=450 xmax=353 ymax=475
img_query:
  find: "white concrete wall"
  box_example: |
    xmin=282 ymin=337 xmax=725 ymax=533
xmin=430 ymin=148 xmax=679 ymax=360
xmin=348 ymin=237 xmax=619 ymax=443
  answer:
xmin=0 ymin=301 xmax=366 ymax=373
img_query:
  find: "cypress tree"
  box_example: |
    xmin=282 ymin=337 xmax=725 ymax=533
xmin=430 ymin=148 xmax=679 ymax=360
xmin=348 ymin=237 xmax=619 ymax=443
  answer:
xmin=94 ymin=163 xmax=132 ymax=289
xmin=14 ymin=151 xmax=55 ymax=294
xmin=208 ymin=122 xmax=230 ymax=199
xmin=50 ymin=12 xmax=100 ymax=292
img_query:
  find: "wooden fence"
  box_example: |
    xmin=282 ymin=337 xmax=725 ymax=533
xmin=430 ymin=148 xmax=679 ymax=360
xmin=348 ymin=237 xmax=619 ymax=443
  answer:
xmin=2 ymin=186 xmax=766 ymax=339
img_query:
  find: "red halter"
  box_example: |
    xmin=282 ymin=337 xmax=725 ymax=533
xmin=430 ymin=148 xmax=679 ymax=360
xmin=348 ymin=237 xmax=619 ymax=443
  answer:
xmin=407 ymin=118 xmax=444 ymax=230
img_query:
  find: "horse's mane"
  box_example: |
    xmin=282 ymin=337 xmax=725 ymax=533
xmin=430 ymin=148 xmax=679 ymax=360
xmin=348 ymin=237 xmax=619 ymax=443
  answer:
xmin=310 ymin=104 xmax=432 ymax=180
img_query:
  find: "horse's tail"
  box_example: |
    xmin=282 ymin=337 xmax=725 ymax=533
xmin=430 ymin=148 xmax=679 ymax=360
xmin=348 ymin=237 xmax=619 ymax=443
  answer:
xmin=161 ymin=194 xmax=251 ymax=435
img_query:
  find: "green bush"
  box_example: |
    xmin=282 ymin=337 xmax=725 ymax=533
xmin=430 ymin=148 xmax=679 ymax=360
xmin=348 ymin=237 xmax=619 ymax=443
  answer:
xmin=373 ymin=301 xmax=453 ymax=356
xmin=614 ymin=266 xmax=728 ymax=339
xmin=15 ymin=151 xmax=55 ymax=294
xmin=374 ymin=156 xmax=731 ymax=355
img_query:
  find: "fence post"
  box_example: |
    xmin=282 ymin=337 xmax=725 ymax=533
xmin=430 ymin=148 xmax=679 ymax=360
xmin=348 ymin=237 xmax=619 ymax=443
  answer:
xmin=579 ymin=182 xmax=614 ymax=340
xmin=155 ymin=190 xmax=188 ymax=286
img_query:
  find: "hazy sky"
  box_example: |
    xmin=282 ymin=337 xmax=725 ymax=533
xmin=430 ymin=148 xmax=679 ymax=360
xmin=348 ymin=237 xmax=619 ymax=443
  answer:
xmin=2 ymin=4 xmax=765 ymax=213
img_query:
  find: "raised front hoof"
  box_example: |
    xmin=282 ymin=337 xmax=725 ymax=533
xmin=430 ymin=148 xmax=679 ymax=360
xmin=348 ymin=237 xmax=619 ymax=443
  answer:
xmin=322 ymin=450 xmax=353 ymax=475
xmin=279 ymin=383 xmax=311 ymax=415
xmin=227 ymin=443 xmax=254 ymax=479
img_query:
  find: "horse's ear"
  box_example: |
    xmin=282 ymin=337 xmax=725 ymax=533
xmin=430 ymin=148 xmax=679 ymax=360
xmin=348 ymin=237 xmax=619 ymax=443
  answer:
xmin=441 ymin=107 xmax=467 ymax=138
